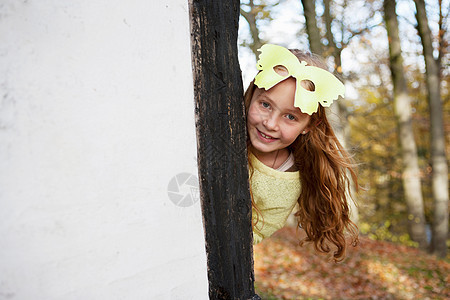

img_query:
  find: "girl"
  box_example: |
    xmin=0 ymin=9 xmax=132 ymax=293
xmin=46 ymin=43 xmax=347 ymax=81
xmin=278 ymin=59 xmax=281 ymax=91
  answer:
xmin=246 ymin=44 xmax=358 ymax=262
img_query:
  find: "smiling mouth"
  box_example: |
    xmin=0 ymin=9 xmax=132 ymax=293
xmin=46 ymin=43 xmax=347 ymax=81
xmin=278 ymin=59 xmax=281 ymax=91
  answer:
xmin=257 ymin=129 xmax=277 ymax=140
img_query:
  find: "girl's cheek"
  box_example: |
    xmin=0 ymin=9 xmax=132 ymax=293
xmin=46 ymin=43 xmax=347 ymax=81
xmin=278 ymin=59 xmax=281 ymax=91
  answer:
xmin=247 ymin=112 xmax=257 ymax=125
xmin=248 ymin=108 xmax=261 ymax=120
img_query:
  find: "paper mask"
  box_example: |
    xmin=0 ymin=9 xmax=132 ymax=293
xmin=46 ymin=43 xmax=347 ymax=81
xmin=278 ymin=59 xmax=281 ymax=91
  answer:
xmin=254 ymin=44 xmax=345 ymax=115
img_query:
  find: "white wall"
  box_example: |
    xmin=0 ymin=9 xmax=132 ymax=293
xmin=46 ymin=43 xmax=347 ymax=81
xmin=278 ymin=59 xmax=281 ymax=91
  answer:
xmin=0 ymin=0 xmax=208 ymax=299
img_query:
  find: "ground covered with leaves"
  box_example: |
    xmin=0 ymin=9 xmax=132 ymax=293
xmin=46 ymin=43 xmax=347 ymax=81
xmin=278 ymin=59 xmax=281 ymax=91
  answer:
xmin=254 ymin=227 xmax=449 ymax=300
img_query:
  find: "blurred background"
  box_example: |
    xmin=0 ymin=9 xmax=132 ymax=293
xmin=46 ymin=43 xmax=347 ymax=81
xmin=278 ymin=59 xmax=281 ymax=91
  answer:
xmin=238 ymin=0 xmax=449 ymax=298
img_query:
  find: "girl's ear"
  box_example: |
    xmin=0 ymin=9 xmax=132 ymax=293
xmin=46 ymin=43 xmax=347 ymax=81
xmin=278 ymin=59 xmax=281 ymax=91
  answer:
xmin=302 ymin=118 xmax=321 ymax=134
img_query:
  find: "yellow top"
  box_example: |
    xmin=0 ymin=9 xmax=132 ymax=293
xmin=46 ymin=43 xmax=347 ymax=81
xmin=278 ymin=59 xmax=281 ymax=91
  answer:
xmin=249 ymin=152 xmax=301 ymax=244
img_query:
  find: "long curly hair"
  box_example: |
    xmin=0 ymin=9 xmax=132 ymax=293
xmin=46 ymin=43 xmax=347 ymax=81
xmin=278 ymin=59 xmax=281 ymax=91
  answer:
xmin=245 ymin=50 xmax=359 ymax=262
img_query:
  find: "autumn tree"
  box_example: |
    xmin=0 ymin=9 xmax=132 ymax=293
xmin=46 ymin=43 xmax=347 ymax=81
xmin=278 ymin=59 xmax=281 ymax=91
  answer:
xmin=322 ymin=0 xmax=358 ymax=224
xmin=383 ymin=0 xmax=428 ymax=250
xmin=413 ymin=0 xmax=448 ymax=258
xmin=300 ymin=0 xmax=323 ymax=55
xmin=300 ymin=0 xmax=366 ymax=224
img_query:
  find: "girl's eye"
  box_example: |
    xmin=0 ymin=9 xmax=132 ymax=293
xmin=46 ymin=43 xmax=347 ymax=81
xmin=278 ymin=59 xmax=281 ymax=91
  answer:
xmin=261 ymin=102 xmax=270 ymax=108
xmin=286 ymin=114 xmax=296 ymax=121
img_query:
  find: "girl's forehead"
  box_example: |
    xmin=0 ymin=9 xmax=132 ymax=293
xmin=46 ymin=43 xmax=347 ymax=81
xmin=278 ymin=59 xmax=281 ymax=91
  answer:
xmin=254 ymin=76 xmax=296 ymax=95
xmin=254 ymin=85 xmax=307 ymax=115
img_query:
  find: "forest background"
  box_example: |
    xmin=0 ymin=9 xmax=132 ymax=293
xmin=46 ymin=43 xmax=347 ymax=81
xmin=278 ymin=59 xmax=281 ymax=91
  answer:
xmin=238 ymin=0 xmax=449 ymax=298
xmin=239 ymin=0 xmax=449 ymax=256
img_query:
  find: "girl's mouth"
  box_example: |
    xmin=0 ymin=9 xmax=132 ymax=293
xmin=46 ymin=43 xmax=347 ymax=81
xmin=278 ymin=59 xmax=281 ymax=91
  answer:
xmin=257 ymin=129 xmax=278 ymax=143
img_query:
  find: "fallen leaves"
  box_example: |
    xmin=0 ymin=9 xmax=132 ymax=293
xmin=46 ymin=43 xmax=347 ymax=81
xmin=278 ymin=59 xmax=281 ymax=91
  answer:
xmin=253 ymin=226 xmax=449 ymax=300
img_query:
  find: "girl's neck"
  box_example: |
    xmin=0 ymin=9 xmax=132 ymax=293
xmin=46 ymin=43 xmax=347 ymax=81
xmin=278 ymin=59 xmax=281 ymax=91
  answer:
xmin=250 ymin=146 xmax=290 ymax=169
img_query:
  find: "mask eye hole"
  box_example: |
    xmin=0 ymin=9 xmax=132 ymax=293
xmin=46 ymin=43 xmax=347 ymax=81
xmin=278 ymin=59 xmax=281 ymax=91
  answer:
xmin=300 ymin=79 xmax=315 ymax=92
xmin=273 ymin=65 xmax=289 ymax=76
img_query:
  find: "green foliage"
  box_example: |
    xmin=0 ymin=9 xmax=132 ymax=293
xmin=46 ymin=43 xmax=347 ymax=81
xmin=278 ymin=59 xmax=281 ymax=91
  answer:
xmin=359 ymin=221 xmax=418 ymax=247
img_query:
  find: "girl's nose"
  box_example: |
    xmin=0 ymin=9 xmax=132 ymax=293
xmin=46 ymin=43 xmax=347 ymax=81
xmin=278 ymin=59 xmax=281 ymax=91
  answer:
xmin=263 ymin=114 xmax=278 ymax=131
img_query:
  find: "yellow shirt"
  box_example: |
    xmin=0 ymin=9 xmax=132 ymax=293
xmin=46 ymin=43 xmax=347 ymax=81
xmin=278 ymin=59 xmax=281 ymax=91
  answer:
xmin=249 ymin=152 xmax=301 ymax=244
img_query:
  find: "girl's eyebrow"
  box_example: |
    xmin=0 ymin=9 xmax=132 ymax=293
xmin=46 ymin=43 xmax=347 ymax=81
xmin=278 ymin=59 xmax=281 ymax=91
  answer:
xmin=260 ymin=93 xmax=279 ymax=109
xmin=260 ymin=93 xmax=301 ymax=116
xmin=258 ymin=93 xmax=273 ymax=104
xmin=286 ymin=108 xmax=302 ymax=115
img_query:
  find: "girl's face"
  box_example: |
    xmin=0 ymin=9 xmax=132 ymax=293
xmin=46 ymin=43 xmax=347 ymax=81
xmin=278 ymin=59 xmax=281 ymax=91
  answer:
xmin=247 ymin=77 xmax=311 ymax=159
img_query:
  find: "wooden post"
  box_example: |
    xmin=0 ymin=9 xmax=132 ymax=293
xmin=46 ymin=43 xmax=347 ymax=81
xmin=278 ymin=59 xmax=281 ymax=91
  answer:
xmin=189 ymin=1 xmax=259 ymax=299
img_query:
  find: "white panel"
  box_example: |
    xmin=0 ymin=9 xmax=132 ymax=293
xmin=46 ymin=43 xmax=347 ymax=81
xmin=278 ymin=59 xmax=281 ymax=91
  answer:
xmin=0 ymin=0 xmax=208 ymax=299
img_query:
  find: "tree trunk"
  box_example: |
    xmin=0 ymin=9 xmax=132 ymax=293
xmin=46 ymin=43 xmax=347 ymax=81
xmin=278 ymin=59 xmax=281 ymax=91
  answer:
xmin=300 ymin=0 xmax=323 ymax=55
xmin=414 ymin=0 xmax=448 ymax=257
xmin=323 ymin=0 xmax=341 ymax=69
xmin=189 ymin=1 xmax=259 ymax=298
xmin=322 ymin=0 xmax=359 ymax=226
xmin=383 ymin=0 xmax=428 ymax=250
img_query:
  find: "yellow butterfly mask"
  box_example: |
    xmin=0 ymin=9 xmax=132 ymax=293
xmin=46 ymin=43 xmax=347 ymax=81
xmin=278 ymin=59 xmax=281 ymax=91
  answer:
xmin=254 ymin=44 xmax=345 ymax=115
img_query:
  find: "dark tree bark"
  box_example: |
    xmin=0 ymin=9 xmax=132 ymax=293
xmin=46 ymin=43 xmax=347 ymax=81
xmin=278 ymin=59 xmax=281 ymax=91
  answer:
xmin=383 ymin=0 xmax=428 ymax=250
xmin=414 ymin=0 xmax=448 ymax=258
xmin=189 ymin=1 xmax=259 ymax=299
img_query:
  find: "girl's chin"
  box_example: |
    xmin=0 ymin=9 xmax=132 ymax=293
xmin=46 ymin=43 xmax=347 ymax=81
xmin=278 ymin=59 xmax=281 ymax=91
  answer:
xmin=251 ymin=142 xmax=279 ymax=155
